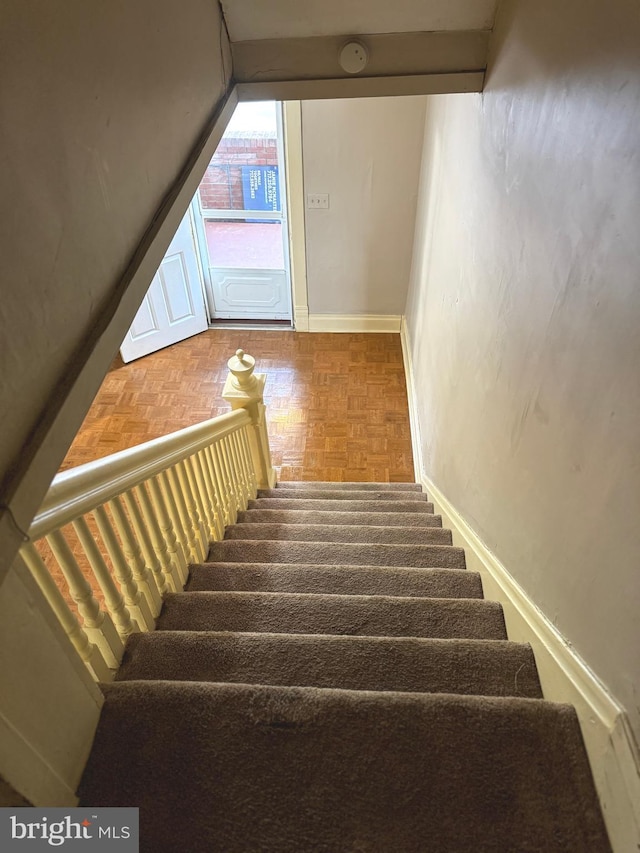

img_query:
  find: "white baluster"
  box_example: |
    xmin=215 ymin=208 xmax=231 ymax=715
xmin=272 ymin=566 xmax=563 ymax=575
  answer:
xmin=201 ymin=446 xmax=225 ymax=540
xmin=73 ymin=516 xmax=138 ymax=638
xmin=230 ymin=432 xmax=247 ymax=509
xmin=21 ymin=544 xmax=112 ymax=681
xmin=163 ymin=467 xmax=202 ymax=563
xmin=191 ymin=451 xmax=217 ymax=540
xmin=213 ymin=438 xmax=237 ymax=524
xmin=108 ymin=496 xmax=162 ymax=617
xmin=241 ymin=424 xmax=258 ymax=495
xmin=222 ymin=434 xmax=240 ymax=514
xmin=230 ymin=430 xmax=250 ymax=507
xmin=206 ymin=444 xmax=229 ymax=524
xmin=46 ymin=530 xmax=123 ymax=669
xmin=184 ymin=455 xmax=211 ymax=548
xmin=122 ymin=489 xmax=169 ymax=596
xmin=147 ymin=476 xmax=189 ymax=585
xmin=93 ymin=505 xmax=155 ymax=631
xmin=177 ymin=460 xmax=208 ymax=557
xmin=223 ymin=433 xmax=242 ymax=511
xmin=134 ymin=484 xmax=181 ymax=592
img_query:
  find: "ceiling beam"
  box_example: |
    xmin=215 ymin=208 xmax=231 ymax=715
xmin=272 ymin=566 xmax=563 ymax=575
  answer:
xmin=231 ymin=30 xmax=488 ymax=91
xmin=236 ymin=72 xmax=484 ymax=101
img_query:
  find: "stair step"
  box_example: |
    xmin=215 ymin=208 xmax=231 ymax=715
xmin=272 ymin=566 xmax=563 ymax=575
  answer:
xmin=207 ymin=539 xmax=466 ymax=569
xmin=224 ymin=523 xmax=453 ymax=546
xmin=248 ymin=498 xmax=435 ymax=513
xmin=258 ymin=488 xmax=428 ymax=502
xmin=117 ymin=632 xmax=542 ymax=698
xmin=187 ymin=563 xmax=483 ymax=598
xmin=79 ymin=682 xmax=611 ymax=853
xmin=157 ymin=591 xmax=505 ymax=639
xmin=275 ymin=481 xmax=423 ymax=492
xmin=237 ymin=509 xmax=443 ymax=527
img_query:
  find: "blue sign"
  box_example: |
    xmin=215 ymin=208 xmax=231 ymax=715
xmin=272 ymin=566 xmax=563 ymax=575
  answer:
xmin=241 ymin=165 xmax=280 ymax=221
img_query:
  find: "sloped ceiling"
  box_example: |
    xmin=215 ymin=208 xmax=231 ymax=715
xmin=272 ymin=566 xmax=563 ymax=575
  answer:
xmin=220 ymin=0 xmax=497 ymax=41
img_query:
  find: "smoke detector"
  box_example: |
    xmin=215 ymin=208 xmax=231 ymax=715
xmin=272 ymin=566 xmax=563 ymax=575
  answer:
xmin=339 ymin=41 xmax=369 ymax=75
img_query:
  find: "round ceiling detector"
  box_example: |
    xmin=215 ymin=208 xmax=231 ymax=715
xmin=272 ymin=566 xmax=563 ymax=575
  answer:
xmin=339 ymin=41 xmax=369 ymax=74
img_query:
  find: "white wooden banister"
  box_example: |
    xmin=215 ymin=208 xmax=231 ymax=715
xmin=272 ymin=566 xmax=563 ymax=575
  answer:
xmin=17 ymin=349 xmax=274 ymax=682
xmin=29 ymin=409 xmax=252 ymax=541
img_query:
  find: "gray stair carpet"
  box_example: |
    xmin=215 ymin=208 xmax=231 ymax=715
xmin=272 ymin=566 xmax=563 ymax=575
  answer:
xmin=80 ymin=682 xmax=610 ymax=853
xmin=79 ymin=481 xmax=611 ymax=852
xmin=236 ymin=508 xmax=444 ymax=527
xmin=258 ymin=487 xmax=428 ymax=501
xmin=187 ymin=562 xmax=483 ymax=598
xmin=116 ymin=632 xmax=542 ymax=698
xmin=248 ymin=496 xmax=436 ymax=512
xmin=207 ymin=539 xmax=466 ymax=568
xmin=225 ymin=522 xmax=453 ymax=545
xmin=156 ymin=591 xmax=507 ymax=639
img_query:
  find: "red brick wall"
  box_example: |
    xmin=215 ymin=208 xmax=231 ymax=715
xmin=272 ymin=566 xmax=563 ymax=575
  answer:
xmin=198 ymin=136 xmax=278 ymax=210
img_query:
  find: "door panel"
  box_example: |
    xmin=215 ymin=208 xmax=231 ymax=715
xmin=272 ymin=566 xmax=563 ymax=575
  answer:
xmin=128 ymin=293 xmax=159 ymax=339
xmin=211 ymin=269 xmax=289 ymax=319
xmin=159 ymin=255 xmax=195 ymax=324
xmin=120 ymin=212 xmax=208 ymax=363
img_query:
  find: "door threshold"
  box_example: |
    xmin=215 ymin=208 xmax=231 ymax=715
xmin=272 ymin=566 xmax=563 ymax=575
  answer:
xmin=207 ymin=320 xmax=294 ymax=332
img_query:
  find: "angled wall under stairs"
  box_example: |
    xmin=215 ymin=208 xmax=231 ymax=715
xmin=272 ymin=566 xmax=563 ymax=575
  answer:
xmin=79 ymin=482 xmax=611 ymax=852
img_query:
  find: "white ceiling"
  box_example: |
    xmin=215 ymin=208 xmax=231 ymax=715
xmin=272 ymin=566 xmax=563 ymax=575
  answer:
xmin=221 ymin=0 xmax=497 ymax=42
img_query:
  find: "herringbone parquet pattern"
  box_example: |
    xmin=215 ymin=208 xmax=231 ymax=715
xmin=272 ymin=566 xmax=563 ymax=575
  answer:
xmin=61 ymin=331 xmax=414 ymax=482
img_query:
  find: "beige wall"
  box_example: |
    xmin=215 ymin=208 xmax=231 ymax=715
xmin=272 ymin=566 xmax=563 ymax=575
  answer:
xmin=0 ymin=0 xmax=232 ymax=803
xmin=405 ymin=0 xmax=640 ymax=741
xmin=0 ymin=0 xmax=231 ymax=580
xmin=302 ymin=97 xmax=426 ymax=316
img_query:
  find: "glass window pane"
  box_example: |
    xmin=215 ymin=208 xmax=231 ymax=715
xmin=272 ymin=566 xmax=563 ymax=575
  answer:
xmin=205 ymin=221 xmax=285 ymax=270
xmin=198 ymin=102 xmax=280 ymax=212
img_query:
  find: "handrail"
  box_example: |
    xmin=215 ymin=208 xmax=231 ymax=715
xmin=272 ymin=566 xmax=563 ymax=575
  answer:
xmin=29 ymin=409 xmax=251 ymax=541
xmin=17 ymin=348 xmax=276 ymax=682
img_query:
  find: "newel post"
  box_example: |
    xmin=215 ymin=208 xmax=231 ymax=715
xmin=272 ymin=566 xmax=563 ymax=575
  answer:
xmin=222 ymin=349 xmax=277 ymax=489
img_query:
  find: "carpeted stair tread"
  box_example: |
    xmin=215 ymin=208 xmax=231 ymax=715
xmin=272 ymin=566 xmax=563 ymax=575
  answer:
xmin=224 ymin=522 xmax=453 ymax=546
xmin=156 ymin=591 xmax=506 ymax=639
xmin=207 ymin=539 xmax=466 ymax=569
xmin=187 ymin=562 xmax=483 ymax=598
xmin=248 ymin=497 xmax=435 ymax=513
xmin=79 ymin=681 xmax=612 ymax=853
xmin=116 ymin=631 xmax=542 ymax=698
xmin=258 ymin=488 xmax=429 ymax=502
xmin=276 ymin=481 xmax=423 ymax=492
xmin=237 ymin=508 xmax=443 ymax=527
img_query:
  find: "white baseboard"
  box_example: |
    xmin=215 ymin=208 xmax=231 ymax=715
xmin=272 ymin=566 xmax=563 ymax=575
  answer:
xmin=293 ymin=304 xmax=309 ymax=332
xmin=308 ymin=313 xmax=402 ymax=333
xmin=400 ymin=316 xmax=640 ymax=853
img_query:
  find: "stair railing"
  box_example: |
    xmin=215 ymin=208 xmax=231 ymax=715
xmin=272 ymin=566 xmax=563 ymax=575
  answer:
xmin=17 ymin=349 xmax=276 ymax=682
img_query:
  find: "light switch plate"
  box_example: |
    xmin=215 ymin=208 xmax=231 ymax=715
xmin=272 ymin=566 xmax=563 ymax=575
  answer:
xmin=306 ymin=193 xmax=330 ymax=209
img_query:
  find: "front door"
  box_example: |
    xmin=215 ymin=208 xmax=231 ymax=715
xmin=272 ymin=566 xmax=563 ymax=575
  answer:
xmin=120 ymin=211 xmax=208 ymax=363
xmin=192 ymin=101 xmax=292 ymax=322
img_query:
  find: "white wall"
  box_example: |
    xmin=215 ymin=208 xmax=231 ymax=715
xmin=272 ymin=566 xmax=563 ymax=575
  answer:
xmin=302 ymin=97 xmax=426 ymax=318
xmin=0 ymin=561 xmax=103 ymax=805
xmin=0 ymin=0 xmax=232 ymax=804
xmin=405 ymin=0 xmax=640 ymax=743
xmin=0 ymin=0 xmax=231 ymax=581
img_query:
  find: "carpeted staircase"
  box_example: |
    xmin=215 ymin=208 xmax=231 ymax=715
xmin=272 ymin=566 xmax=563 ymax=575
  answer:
xmin=79 ymin=482 xmax=611 ymax=852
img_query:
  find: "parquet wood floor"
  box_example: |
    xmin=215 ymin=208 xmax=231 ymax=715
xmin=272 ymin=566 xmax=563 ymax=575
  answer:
xmin=61 ymin=330 xmax=415 ymax=483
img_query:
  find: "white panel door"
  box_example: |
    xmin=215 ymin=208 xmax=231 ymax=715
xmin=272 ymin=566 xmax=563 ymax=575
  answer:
xmin=192 ymin=101 xmax=292 ymax=322
xmin=120 ymin=212 xmax=208 ymax=363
